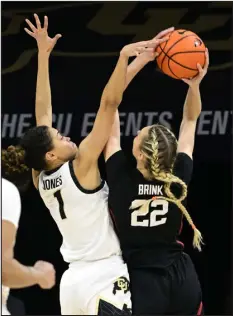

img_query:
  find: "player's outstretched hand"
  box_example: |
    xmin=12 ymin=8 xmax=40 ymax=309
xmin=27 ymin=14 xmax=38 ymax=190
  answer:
xmin=120 ymin=40 xmax=157 ymax=58
xmin=33 ymin=260 xmax=56 ymax=289
xmin=24 ymin=14 xmax=62 ymax=54
xmin=120 ymin=32 xmax=170 ymax=59
xmin=182 ymin=48 xmax=209 ymax=86
xmin=136 ymin=26 xmax=175 ymax=62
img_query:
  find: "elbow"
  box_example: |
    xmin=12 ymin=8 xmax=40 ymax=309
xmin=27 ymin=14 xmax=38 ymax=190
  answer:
xmin=193 ymin=108 xmax=202 ymax=120
xmin=101 ymin=86 xmax=123 ymax=108
xmin=103 ymin=96 xmax=122 ymax=109
xmin=183 ymin=111 xmax=201 ymax=122
xmin=2 ymin=256 xmax=12 ymax=284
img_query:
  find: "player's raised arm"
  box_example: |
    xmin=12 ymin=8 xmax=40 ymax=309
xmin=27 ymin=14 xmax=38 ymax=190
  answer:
xmin=25 ymin=14 xmax=61 ymax=187
xmin=78 ymin=40 xmax=159 ymax=166
xmin=177 ymin=49 xmax=209 ymax=159
xmin=104 ymin=110 xmax=121 ymax=161
xmin=103 ymin=54 xmax=155 ymax=162
xmin=104 ymin=27 xmax=174 ymax=162
xmin=24 ymin=14 xmax=61 ymax=127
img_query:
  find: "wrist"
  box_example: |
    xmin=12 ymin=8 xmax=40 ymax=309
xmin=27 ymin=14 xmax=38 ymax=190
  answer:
xmin=137 ymin=55 xmax=151 ymax=65
xmin=189 ymin=83 xmax=200 ymax=92
xmin=38 ymin=51 xmax=50 ymax=59
xmin=28 ymin=266 xmax=40 ymax=284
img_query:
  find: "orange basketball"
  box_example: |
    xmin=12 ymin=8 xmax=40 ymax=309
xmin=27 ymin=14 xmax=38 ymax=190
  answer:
xmin=156 ymin=29 xmax=206 ymax=79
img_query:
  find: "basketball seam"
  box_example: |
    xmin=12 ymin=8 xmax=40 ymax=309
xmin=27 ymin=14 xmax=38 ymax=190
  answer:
xmin=159 ymin=46 xmax=205 ymax=72
xmin=170 ymin=55 xmax=205 ymax=71
xmin=169 ymin=50 xmax=206 ymax=70
xmin=167 ymin=59 xmax=180 ymax=79
xmin=160 ymin=34 xmax=202 ymax=70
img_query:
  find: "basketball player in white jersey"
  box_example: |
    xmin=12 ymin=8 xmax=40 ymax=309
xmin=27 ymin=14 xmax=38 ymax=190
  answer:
xmin=2 ymin=178 xmax=55 ymax=315
xmin=3 ymin=14 xmax=172 ymax=314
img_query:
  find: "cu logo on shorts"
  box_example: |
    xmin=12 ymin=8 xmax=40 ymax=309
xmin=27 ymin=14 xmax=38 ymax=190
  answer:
xmin=113 ymin=277 xmax=130 ymax=295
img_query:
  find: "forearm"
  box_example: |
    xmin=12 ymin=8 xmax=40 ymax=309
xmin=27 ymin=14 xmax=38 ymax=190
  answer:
xmin=125 ymin=56 xmax=149 ymax=90
xmin=35 ymin=52 xmax=52 ymax=126
xmin=2 ymin=257 xmax=38 ymax=288
xmin=183 ymin=85 xmax=202 ymax=121
xmin=105 ymin=57 xmax=149 ymax=156
xmin=102 ymin=53 xmax=129 ymax=106
xmin=110 ymin=110 xmax=121 ymax=139
xmin=104 ymin=110 xmax=121 ymax=160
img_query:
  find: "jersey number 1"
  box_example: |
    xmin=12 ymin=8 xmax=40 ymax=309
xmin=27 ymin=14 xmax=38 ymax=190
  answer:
xmin=131 ymin=199 xmax=168 ymax=227
xmin=54 ymin=190 xmax=67 ymax=220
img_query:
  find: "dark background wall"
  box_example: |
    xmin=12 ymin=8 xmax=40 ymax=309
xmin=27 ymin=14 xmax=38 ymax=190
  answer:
xmin=2 ymin=1 xmax=232 ymax=315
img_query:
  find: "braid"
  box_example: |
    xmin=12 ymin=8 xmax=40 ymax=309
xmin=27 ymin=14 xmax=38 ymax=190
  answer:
xmin=138 ymin=124 xmax=203 ymax=251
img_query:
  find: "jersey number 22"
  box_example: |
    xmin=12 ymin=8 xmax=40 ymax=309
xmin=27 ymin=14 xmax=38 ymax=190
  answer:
xmin=131 ymin=200 xmax=168 ymax=227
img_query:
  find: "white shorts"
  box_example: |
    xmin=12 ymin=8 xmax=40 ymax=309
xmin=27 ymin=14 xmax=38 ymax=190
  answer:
xmin=60 ymin=255 xmax=132 ymax=315
xmin=2 ymin=304 xmax=10 ymax=315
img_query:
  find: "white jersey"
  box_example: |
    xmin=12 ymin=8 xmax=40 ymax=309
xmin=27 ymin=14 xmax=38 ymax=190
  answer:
xmin=2 ymin=179 xmax=21 ymax=312
xmin=38 ymin=161 xmax=121 ymax=263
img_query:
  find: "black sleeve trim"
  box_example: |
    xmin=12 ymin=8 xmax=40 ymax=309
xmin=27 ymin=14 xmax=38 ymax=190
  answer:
xmin=69 ymin=160 xmax=105 ymax=194
xmin=106 ymin=150 xmax=124 ymax=166
xmin=176 ymin=152 xmax=193 ymax=163
xmin=173 ymin=152 xmax=193 ymax=185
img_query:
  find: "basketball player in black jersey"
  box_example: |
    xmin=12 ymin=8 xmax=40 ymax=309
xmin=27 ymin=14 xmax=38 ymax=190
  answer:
xmin=104 ymin=49 xmax=209 ymax=315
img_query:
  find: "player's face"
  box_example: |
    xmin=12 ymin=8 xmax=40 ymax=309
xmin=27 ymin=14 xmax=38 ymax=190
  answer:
xmin=45 ymin=128 xmax=78 ymax=164
xmin=132 ymin=126 xmax=151 ymax=160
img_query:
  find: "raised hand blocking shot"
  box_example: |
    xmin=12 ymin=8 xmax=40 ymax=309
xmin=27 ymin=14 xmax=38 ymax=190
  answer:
xmin=25 ymin=14 xmax=62 ymax=53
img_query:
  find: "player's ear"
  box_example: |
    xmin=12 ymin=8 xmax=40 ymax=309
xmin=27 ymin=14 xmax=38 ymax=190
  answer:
xmin=138 ymin=151 xmax=145 ymax=162
xmin=45 ymin=151 xmax=56 ymax=162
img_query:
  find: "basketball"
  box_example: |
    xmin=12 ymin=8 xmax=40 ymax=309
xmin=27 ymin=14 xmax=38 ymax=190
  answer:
xmin=156 ymin=29 xmax=206 ymax=79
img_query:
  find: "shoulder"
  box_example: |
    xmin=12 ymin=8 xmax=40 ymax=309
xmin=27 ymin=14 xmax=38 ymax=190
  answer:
xmin=106 ymin=150 xmax=127 ymax=178
xmin=2 ymin=179 xmax=21 ymax=227
xmin=2 ymin=178 xmax=20 ymax=200
xmin=106 ymin=149 xmax=126 ymax=165
xmin=175 ymin=152 xmax=193 ymax=164
xmin=106 ymin=150 xmax=136 ymax=188
xmin=70 ymin=158 xmax=105 ymax=193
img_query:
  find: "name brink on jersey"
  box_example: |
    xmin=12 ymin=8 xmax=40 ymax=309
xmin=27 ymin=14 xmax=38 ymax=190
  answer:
xmin=138 ymin=184 xmax=163 ymax=195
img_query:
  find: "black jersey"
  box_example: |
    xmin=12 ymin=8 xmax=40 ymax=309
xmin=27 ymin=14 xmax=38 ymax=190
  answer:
xmin=106 ymin=150 xmax=193 ymax=268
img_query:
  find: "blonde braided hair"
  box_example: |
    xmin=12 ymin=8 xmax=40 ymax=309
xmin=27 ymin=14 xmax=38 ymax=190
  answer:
xmin=137 ymin=124 xmax=203 ymax=251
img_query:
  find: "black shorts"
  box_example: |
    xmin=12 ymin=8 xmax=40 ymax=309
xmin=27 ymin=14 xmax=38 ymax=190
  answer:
xmin=129 ymin=252 xmax=203 ymax=315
